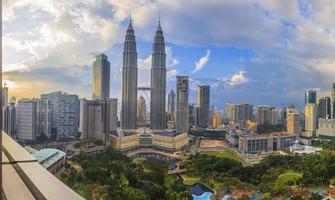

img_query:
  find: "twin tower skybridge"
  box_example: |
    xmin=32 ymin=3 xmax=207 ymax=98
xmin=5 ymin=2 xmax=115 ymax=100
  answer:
xmin=137 ymin=86 xmax=152 ymax=100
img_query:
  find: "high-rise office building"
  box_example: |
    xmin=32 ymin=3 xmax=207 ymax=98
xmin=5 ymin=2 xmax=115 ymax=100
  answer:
xmin=37 ymin=97 xmax=52 ymax=138
xmin=16 ymin=99 xmax=38 ymax=141
xmin=176 ymin=76 xmax=189 ymax=133
xmin=2 ymin=86 xmax=8 ymax=106
xmin=110 ymin=98 xmax=118 ymax=131
xmin=167 ymin=89 xmax=176 ymax=121
xmin=226 ymin=102 xmax=253 ymax=122
xmin=332 ymin=83 xmax=335 ymax=118
xmin=240 ymin=103 xmax=253 ymax=121
xmin=80 ymin=99 xmax=111 ymax=144
xmin=287 ymin=109 xmax=300 ymax=134
xmin=41 ymin=91 xmax=80 ymax=139
xmin=226 ymin=102 xmax=235 ymax=121
xmin=209 ymin=104 xmax=215 ymax=126
xmin=92 ymin=54 xmax=110 ymax=101
xmin=137 ymin=96 xmax=147 ymax=126
xmin=269 ymin=107 xmax=281 ymax=125
xmin=188 ymin=104 xmax=196 ymax=127
xmin=212 ymin=115 xmax=222 ymax=128
xmin=281 ymin=107 xmax=287 ymax=127
xmin=121 ymin=19 xmax=138 ymax=130
xmin=304 ymin=103 xmax=316 ymax=137
xmin=196 ymin=85 xmax=210 ymax=128
xmin=3 ymin=97 xmax=16 ymax=137
xmin=257 ymin=105 xmax=271 ymax=125
xmin=150 ymin=21 xmax=167 ymax=130
xmin=317 ymin=96 xmax=331 ymax=119
xmin=305 ymin=89 xmax=317 ymax=105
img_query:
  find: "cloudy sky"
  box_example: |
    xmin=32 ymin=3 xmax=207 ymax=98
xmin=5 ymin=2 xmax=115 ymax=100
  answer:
xmin=3 ymin=0 xmax=335 ymax=108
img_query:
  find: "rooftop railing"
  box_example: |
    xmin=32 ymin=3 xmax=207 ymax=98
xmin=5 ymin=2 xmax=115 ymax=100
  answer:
xmin=2 ymin=132 xmax=84 ymax=200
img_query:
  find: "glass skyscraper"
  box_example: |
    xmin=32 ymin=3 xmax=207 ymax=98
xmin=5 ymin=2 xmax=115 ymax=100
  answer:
xmin=304 ymin=89 xmax=317 ymax=105
xmin=92 ymin=54 xmax=110 ymax=101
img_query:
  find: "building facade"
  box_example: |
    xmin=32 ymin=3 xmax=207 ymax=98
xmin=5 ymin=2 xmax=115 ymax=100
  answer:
xmin=137 ymin=96 xmax=147 ymax=127
xmin=176 ymin=76 xmax=189 ymax=133
xmin=92 ymin=54 xmax=110 ymax=101
xmin=239 ymin=133 xmax=297 ymax=154
xmin=16 ymin=99 xmax=38 ymax=141
xmin=317 ymin=96 xmax=331 ymax=119
xmin=2 ymin=86 xmax=8 ymax=106
xmin=121 ymin=19 xmax=138 ymax=130
xmin=257 ymin=105 xmax=271 ymax=125
xmin=150 ymin=22 xmax=166 ymax=130
xmin=305 ymin=103 xmax=316 ymax=137
xmin=80 ymin=99 xmax=111 ymax=144
xmin=318 ymin=118 xmax=335 ymax=140
xmin=167 ymin=89 xmax=176 ymax=122
xmin=110 ymin=98 xmax=118 ymax=132
xmin=41 ymin=91 xmax=80 ymax=139
xmin=196 ymin=85 xmax=210 ymax=128
xmin=305 ymin=89 xmax=317 ymax=105
xmin=287 ymin=109 xmax=300 ymax=134
xmin=3 ymin=97 xmax=16 ymax=137
xmin=212 ymin=115 xmax=222 ymax=128
xmin=332 ymin=83 xmax=335 ymax=119
xmin=37 ymin=97 xmax=52 ymax=138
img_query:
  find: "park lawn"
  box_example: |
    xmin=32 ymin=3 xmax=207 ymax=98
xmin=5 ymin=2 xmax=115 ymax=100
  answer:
xmin=200 ymin=150 xmax=244 ymax=163
xmin=182 ymin=175 xmax=202 ymax=185
xmin=133 ymin=157 xmax=146 ymax=165
xmin=277 ymin=171 xmax=302 ymax=185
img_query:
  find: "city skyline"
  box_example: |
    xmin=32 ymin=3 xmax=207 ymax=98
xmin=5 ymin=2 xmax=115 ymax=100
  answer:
xmin=3 ymin=1 xmax=335 ymax=108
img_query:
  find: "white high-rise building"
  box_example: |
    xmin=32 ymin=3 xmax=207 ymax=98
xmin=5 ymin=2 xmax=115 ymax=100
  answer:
xmin=2 ymin=86 xmax=8 ymax=106
xmin=41 ymin=91 xmax=80 ymax=139
xmin=16 ymin=99 xmax=38 ymax=141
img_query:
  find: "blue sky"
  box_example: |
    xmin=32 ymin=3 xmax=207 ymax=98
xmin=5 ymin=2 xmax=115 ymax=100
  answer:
xmin=3 ymin=0 xmax=335 ymax=108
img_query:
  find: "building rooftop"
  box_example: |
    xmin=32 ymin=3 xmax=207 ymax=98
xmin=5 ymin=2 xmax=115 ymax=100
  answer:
xmin=33 ymin=148 xmax=66 ymax=169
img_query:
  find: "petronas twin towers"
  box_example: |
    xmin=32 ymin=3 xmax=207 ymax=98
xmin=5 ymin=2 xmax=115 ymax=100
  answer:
xmin=121 ymin=19 xmax=166 ymax=130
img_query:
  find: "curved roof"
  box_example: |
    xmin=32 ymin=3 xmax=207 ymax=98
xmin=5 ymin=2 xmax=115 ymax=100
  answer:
xmin=33 ymin=148 xmax=66 ymax=169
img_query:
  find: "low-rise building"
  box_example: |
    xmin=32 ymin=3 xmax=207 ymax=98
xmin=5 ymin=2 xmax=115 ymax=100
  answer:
xmin=110 ymin=128 xmax=188 ymax=152
xmin=239 ymin=132 xmax=297 ymax=154
xmin=33 ymin=148 xmax=66 ymax=175
xmin=225 ymin=131 xmax=240 ymax=147
xmin=290 ymin=140 xmax=322 ymax=154
xmin=66 ymin=143 xmax=105 ymax=157
xmin=318 ymin=118 xmax=335 ymax=140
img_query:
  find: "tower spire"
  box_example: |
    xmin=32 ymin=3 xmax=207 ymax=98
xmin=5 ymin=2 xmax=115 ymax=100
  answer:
xmin=156 ymin=10 xmax=162 ymax=33
xmin=130 ymin=8 xmax=132 ymax=22
xmin=127 ymin=8 xmax=133 ymax=30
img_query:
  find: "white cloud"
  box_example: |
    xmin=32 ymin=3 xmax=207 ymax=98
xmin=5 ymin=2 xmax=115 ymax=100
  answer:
xmin=192 ymin=49 xmax=210 ymax=73
xmin=167 ymin=69 xmax=179 ymax=78
xmin=228 ymin=71 xmax=248 ymax=86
